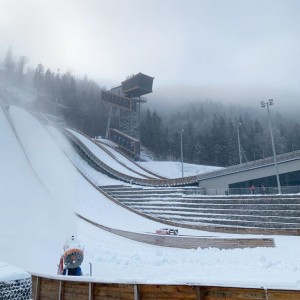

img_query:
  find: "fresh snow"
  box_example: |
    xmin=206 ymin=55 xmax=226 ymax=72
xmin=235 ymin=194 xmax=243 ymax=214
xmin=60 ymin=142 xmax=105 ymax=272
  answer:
xmin=68 ymin=129 xmax=148 ymax=178
xmin=96 ymin=141 xmax=162 ymax=178
xmin=0 ymin=261 xmax=30 ymax=281
xmin=1 ymin=105 xmax=300 ymax=290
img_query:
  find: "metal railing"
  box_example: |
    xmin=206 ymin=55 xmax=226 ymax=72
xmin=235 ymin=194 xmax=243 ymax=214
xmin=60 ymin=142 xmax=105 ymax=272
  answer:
xmin=194 ymin=185 xmax=300 ymax=196
xmin=197 ymin=150 xmax=300 ymax=181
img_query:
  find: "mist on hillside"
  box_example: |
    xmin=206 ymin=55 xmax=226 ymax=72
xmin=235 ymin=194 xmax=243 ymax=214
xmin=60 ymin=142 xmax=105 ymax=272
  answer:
xmin=146 ymin=85 xmax=300 ymax=117
xmin=1 ymin=49 xmax=300 ymax=168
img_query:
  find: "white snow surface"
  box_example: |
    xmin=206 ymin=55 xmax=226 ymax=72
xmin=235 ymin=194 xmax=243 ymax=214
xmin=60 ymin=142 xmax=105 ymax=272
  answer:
xmin=95 ymin=141 xmax=162 ymax=178
xmin=68 ymin=129 xmax=148 ymax=178
xmin=0 ymin=261 xmax=31 ymax=281
xmin=1 ymin=105 xmax=300 ymax=290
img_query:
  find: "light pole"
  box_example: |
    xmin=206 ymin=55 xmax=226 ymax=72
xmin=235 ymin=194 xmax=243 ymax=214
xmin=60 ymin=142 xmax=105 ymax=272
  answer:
xmin=260 ymin=99 xmax=282 ymax=194
xmin=178 ymin=129 xmax=184 ymax=177
xmin=233 ymin=122 xmax=242 ymax=164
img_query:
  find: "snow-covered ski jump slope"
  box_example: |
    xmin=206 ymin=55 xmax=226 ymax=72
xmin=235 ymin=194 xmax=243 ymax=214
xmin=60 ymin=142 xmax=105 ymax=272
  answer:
xmin=63 ymin=127 xmax=201 ymax=186
xmin=2 ymin=103 xmax=300 ymax=290
xmin=68 ymin=128 xmax=165 ymax=179
xmin=7 ymin=104 xmax=270 ymax=245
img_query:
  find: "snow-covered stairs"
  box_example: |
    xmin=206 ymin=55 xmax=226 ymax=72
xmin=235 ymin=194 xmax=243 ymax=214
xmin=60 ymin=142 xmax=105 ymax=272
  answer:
xmin=100 ymin=185 xmax=300 ymax=234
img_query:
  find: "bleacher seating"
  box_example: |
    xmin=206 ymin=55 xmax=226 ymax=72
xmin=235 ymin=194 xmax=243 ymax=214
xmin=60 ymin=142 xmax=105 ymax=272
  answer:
xmin=100 ymin=185 xmax=300 ymax=234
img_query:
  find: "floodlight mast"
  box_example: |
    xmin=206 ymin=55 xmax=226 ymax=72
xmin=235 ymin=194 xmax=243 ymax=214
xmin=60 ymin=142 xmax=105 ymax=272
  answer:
xmin=260 ymin=99 xmax=282 ymax=194
xmin=233 ymin=122 xmax=242 ymax=164
xmin=177 ymin=129 xmax=184 ymax=178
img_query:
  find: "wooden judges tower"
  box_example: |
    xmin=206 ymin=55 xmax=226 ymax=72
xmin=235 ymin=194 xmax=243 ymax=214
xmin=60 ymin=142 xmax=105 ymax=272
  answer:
xmin=101 ymin=73 xmax=154 ymax=159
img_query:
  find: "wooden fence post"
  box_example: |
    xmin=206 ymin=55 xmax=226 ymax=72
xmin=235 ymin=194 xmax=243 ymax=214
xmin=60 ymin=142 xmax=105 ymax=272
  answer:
xmin=196 ymin=286 xmax=204 ymax=300
xmin=34 ymin=276 xmax=40 ymax=300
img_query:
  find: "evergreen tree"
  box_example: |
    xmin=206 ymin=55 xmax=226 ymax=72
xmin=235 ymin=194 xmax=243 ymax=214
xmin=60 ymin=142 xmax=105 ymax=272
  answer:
xmin=16 ymin=56 xmax=27 ymax=83
xmin=34 ymin=63 xmax=44 ymax=90
xmin=3 ymin=48 xmax=15 ymax=76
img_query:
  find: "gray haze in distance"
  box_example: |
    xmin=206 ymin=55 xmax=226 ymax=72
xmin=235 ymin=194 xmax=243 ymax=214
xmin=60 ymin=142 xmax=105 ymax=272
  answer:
xmin=1 ymin=0 xmax=300 ymax=112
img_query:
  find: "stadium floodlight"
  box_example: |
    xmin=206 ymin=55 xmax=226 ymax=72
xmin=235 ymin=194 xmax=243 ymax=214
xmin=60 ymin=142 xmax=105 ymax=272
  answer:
xmin=260 ymin=101 xmax=266 ymax=108
xmin=177 ymin=129 xmax=184 ymax=178
xmin=260 ymin=99 xmax=282 ymax=194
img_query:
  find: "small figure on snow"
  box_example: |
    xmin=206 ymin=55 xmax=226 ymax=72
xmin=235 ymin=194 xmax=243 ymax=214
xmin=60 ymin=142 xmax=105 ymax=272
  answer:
xmin=249 ymin=184 xmax=256 ymax=194
xmin=261 ymin=184 xmax=267 ymax=194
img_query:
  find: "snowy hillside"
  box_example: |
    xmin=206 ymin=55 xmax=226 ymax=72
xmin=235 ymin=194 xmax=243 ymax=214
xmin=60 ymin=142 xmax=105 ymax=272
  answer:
xmin=1 ymin=104 xmax=300 ymax=290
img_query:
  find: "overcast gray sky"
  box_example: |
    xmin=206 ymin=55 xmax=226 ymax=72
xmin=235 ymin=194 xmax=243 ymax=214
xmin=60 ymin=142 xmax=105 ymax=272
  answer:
xmin=1 ymin=0 xmax=300 ymax=109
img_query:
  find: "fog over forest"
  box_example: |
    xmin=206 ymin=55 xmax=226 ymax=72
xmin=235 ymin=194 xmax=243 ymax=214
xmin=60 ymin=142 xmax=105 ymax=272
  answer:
xmin=147 ymin=85 xmax=300 ymax=116
xmin=1 ymin=48 xmax=300 ymax=168
xmin=1 ymin=0 xmax=300 ymax=166
xmin=1 ymin=0 xmax=300 ymax=113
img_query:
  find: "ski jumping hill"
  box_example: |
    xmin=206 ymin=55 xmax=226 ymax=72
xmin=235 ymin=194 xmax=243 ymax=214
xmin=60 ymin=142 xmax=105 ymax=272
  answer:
xmin=57 ymin=118 xmax=300 ymax=236
xmin=3 ymin=102 xmax=300 ymax=294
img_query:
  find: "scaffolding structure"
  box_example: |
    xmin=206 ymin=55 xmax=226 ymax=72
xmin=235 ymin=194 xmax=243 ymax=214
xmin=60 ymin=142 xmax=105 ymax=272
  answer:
xmin=101 ymin=73 xmax=154 ymax=158
xmin=119 ymin=97 xmax=147 ymax=139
